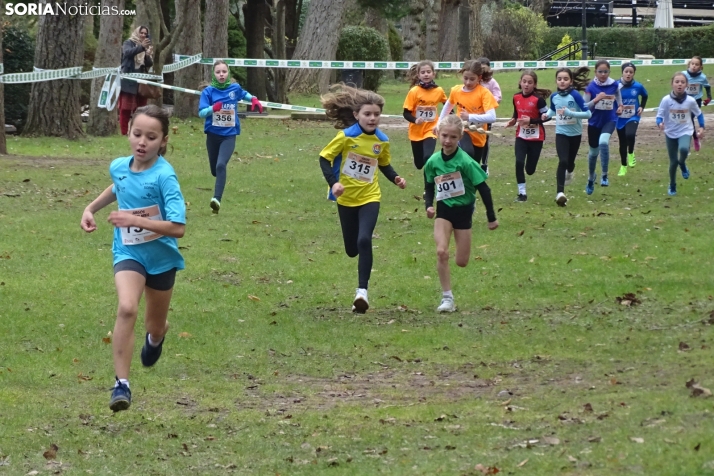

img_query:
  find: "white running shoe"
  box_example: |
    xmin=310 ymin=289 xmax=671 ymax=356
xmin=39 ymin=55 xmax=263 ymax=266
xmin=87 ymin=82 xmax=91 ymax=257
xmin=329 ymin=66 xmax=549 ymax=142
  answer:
xmin=555 ymin=192 xmax=568 ymax=207
xmin=352 ymin=288 xmax=369 ymax=314
xmin=564 ymin=171 xmax=574 ymax=186
xmin=437 ymin=296 xmax=456 ymax=313
xmin=210 ymin=198 xmax=221 ymax=214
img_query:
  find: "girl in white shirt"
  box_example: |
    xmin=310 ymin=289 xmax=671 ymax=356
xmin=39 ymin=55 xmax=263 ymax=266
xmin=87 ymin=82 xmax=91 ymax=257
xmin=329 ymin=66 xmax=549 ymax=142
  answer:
xmin=656 ymin=72 xmax=705 ymax=196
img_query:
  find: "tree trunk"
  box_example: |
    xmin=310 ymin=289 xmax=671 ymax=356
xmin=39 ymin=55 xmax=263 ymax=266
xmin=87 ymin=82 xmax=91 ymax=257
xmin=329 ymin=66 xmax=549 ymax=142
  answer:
xmin=173 ymin=0 xmax=202 ymax=118
xmin=285 ymin=0 xmax=300 ymax=58
xmin=244 ymin=0 xmax=268 ymax=99
xmin=468 ymin=0 xmax=483 ymax=59
xmin=0 ymin=4 xmax=6 ymax=155
xmin=287 ymin=0 xmax=354 ymax=94
xmin=458 ymin=3 xmax=470 ymax=60
xmin=203 ymin=0 xmax=229 ymax=83
xmin=438 ymin=0 xmax=460 ymax=61
xmin=23 ymin=0 xmax=85 ymax=139
xmin=365 ymin=7 xmax=393 ymax=80
xmin=425 ymin=0 xmax=440 ymax=60
xmin=88 ymin=0 xmax=124 ymax=137
xmin=271 ymin=0 xmax=288 ymax=103
xmin=401 ymin=0 xmax=426 ymax=62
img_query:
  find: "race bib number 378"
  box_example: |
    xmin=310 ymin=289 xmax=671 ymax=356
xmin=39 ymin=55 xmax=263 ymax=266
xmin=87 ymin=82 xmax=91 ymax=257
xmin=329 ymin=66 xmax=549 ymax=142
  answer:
xmin=120 ymin=205 xmax=164 ymax=245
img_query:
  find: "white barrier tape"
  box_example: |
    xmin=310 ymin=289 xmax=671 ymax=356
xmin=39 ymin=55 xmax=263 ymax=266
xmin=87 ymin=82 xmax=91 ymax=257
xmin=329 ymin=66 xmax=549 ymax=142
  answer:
xmin=0 ymin=66 xmax=83 ymax=83
xmin=165 ymin=53 xmax=202 ymax=73
xmin=79 ymin=67 xmax=120 ymax=80
xmin=96 ymin=72 xmax=121 ymax=112
xmin=194 ymin=57 xmax=714 ymax=71
xmin=122 ymin=76 xmax=405 ymax=117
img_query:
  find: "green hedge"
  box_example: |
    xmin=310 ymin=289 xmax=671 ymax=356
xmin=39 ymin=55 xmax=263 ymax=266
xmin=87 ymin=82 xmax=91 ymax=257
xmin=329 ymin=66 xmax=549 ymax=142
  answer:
xmin=336 ymin=26 xmax=389 ymax=91
xmin=540 ymin=26 xmax=714 ymax=59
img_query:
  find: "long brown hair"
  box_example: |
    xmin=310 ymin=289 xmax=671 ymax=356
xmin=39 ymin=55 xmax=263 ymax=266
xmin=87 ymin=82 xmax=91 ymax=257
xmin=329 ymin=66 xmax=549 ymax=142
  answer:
xmin=408 ymin=60 xmax=436 ymax=87
xmin=130 ymin=105 xmax=170 ymax=156
xmin=459 ymin=59 xmax=493 ymax=83
xmin=320 ymin=83 xmax=385 ymax=129
xmin=519 ymin=70 xmax=551 ymax=98
xmin=555 ymin=67 xmax=591 ymax=91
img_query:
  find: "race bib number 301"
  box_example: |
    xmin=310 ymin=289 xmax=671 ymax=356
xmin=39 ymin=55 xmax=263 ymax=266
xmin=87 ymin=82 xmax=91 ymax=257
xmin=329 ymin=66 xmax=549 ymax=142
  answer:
xmin=556 ymin=108 xmax=576 ymax=125
xmin=212 ymin=109 xmax=235 ymax=127
xmin=594 ymin=95 xmax=615 ymax=110
xmin=435 ymin=172 xmax=465 ymax=201
xmin=342 ymin=152 xmax=378 ymax=183
xmin=416 ymin=105 xmax=437 ymax=122
xmin=670 ymin=109 xmax=688 ymax=124
xmin=120 ymin=205 xmax=164 ymax=245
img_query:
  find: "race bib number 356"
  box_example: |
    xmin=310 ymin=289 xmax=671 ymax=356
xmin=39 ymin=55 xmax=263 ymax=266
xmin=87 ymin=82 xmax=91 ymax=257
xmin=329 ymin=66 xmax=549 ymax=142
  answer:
xmin=435 ymin=172 xmax=465 ymax=201
xmin=212 ymin=109 xmax=235 ymax=127
xmin=342 ymin=152 xmax=378 ymax=183
xmin=120 ymin=205 xmax=164 ymax=245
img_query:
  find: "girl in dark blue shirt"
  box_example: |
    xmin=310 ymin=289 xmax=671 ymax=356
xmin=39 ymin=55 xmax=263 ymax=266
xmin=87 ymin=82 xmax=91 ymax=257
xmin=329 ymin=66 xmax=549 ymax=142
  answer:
xmin=616 ymin=62 xmax=648 ymax=176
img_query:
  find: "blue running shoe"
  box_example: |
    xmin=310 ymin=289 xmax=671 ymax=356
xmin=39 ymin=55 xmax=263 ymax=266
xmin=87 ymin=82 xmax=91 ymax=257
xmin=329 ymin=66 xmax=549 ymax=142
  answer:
xmin=141 ymin=332 xmax=164 ymax=367
xmin=681 ymin=166 xmax=690 ymax=180
xmin=668 ymin=185 xmax=677 ymax=196
xmin=109 ymin=378 xmax=131 ymax=412
xmin=600 ymin=176 xmax=609 ymax=187
xmin=585 ymin=180 xmax=594 ymax=195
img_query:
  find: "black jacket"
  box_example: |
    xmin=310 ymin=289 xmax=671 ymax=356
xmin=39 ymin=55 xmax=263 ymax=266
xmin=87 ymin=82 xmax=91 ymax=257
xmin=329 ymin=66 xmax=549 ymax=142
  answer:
xmin=120 ymin=39 xmax=153 ymax=95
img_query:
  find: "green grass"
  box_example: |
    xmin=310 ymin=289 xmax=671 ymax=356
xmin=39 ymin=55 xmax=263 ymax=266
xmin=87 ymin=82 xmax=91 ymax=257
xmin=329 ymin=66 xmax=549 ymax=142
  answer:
xmin=288 ymin=65 xmax=687 ymax=117
xmin=1 ymin=72 xmax=714 ymax=474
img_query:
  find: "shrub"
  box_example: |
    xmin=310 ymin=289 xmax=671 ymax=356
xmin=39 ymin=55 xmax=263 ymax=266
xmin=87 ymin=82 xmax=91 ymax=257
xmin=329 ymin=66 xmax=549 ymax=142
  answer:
xmin=3 ymin=25 xmax=35 ymax=133
xmin=557 ymin=33 xmax=582 ymax=60
xmin=483 ymin=5 xmax=548 ymax=61
xmin=336 ymin=26 xmax=389 ymax=92
xmin=388 ymin=22 xmax=403 ymax=63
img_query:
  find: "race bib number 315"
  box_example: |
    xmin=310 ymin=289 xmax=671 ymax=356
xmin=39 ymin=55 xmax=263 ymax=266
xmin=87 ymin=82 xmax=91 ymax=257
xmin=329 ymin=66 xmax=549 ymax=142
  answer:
xmin=342 ymin=152 xmax=378 ymax=183
xmin=120 ymin=205 xmax=164 ymax=245
xmin=435 ymin=172 xmax=465 ymax=201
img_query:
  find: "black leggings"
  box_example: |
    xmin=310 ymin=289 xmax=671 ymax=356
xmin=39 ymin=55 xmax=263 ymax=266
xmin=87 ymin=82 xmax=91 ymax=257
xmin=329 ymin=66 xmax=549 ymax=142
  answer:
xmin=515 ymin=138 xmax=544 ymax=184
xmin=337 ymin=202 xmax=380 ymax=290
xmin=206 ymin=132 xmax=237 ymax=201
xmin=555 ymin=134 xmax=581 ymax=193
xmin=458 ymin=135 xmax=487 ymax=172
xmin=617 ymin=121 xmax=639 ymax=165
xmin=410 ymin=138 xmax=437 ymax=170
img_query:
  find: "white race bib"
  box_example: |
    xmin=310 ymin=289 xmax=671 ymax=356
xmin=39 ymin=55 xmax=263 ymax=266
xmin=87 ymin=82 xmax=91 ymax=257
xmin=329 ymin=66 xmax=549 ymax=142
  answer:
xmin=435 ymin=172 xmax=465 ymax=201
xmin=620 ymin=105 xmax=636 ymax=118
xmin=212 ymin=109 xmax=235 ymax=127
xmin=119 ymin=205 xmax=164 ymax=245
xmin=594 ymin=95 xmax=615 ymax=110
xmin=518 ymin=125 xmax=540 ymax=140
xmin=342 ymin=152 xmax=378 ymax=183
xmin=416 ymin=105 xmax=437 ymax=122
xmin=686 ymin=83 xmax=701 ymax=96
xmin=556 ymin=108 xmax=576 ymax=125
xmin=670 ymin=108 xmax=689 ymax=124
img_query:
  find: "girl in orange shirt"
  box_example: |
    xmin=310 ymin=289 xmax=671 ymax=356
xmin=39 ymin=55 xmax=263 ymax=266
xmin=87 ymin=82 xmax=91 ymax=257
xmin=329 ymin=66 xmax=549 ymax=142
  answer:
xmin=438 ymin=60 xmax=499 ymax=173
xmin=403 ymin=61 xmax=447 ymax=184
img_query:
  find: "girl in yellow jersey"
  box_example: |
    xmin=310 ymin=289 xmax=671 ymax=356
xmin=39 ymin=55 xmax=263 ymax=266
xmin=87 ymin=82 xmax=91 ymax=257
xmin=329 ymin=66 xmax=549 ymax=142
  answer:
xmin=403 ymin=61 xmax=447 ymax=186
xmin=319 ymin=85 xmax=407 ymax=313
xmin=439 ymin=60 xmax=499 ymax=173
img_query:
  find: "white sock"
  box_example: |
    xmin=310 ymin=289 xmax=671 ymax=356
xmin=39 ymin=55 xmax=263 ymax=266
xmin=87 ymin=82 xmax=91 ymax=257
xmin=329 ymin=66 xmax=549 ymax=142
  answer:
xmin=357 ymin=288 xmax=368 ymax=297
xmin=149 ymin=334 xmax=163 ymax=347
xmin=116 ymin=378 xmax=130 ymax=389
xmin=443 ymin=290 xmax=453 ymax=299
xmin=518 ymin=183 xmax=526 ymax=195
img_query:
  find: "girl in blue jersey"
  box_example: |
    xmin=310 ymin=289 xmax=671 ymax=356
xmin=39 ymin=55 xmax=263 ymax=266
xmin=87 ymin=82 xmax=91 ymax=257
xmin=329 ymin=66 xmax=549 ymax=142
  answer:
xmin=656 ymin=73 xmax=706 ymax=196
xmin=542 ymin=67 xmax=592 ymax=207
xmin=683 ymin=56 xmax=711 ymax=152
xmin=583 ymin=60 xmax=623 ymax=195
xmin=616 ymin=63 xmax=648 ymax=176
xmin=319 ymin=84 xmax=407 ymax=314
xmin=199 ymin=60 xmax=263 ymax=214
xmin=81 ymin=105 xmax=186 ymax=412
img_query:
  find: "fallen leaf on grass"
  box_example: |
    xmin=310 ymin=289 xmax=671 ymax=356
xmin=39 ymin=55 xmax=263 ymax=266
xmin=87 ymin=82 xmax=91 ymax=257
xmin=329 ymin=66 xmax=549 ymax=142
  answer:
xmin=583 ymin=403 xmax=593 ymax=412
xmin=685 ymin=379 xmax=712 ymax=397
xmin=588 ymin=436 xmax=602 ymax=443
xmin=475 ymin=464 xmax=500 ymax=474
xmin=616 ymin=293 xmax=641 ymax=306
xmin=178 ymin=332 xmax=192 ymax=339
xmin=517 ymin=459 xmax=529 ymax=467
xmin=77 ymin=373 xmax=92 ymax=382
xmin=567 ymin=456 xmax=578 ymax=463
xmin=542 ymin=436 xmax=560 ymax=445
xmin=43 ymin=444 xmax=58 ymax=460
xmin=248 ymin=295 xmax=261 ymax=302
xmin=630 ymin=437 xmax=645 ymax=443
xmin=516 ymin=230 xmax=525 ymax=237
xmin=678 ymin=341 xmax=691 ymax=351
xmin=102 ymin=337 xmax=111 ymax=344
